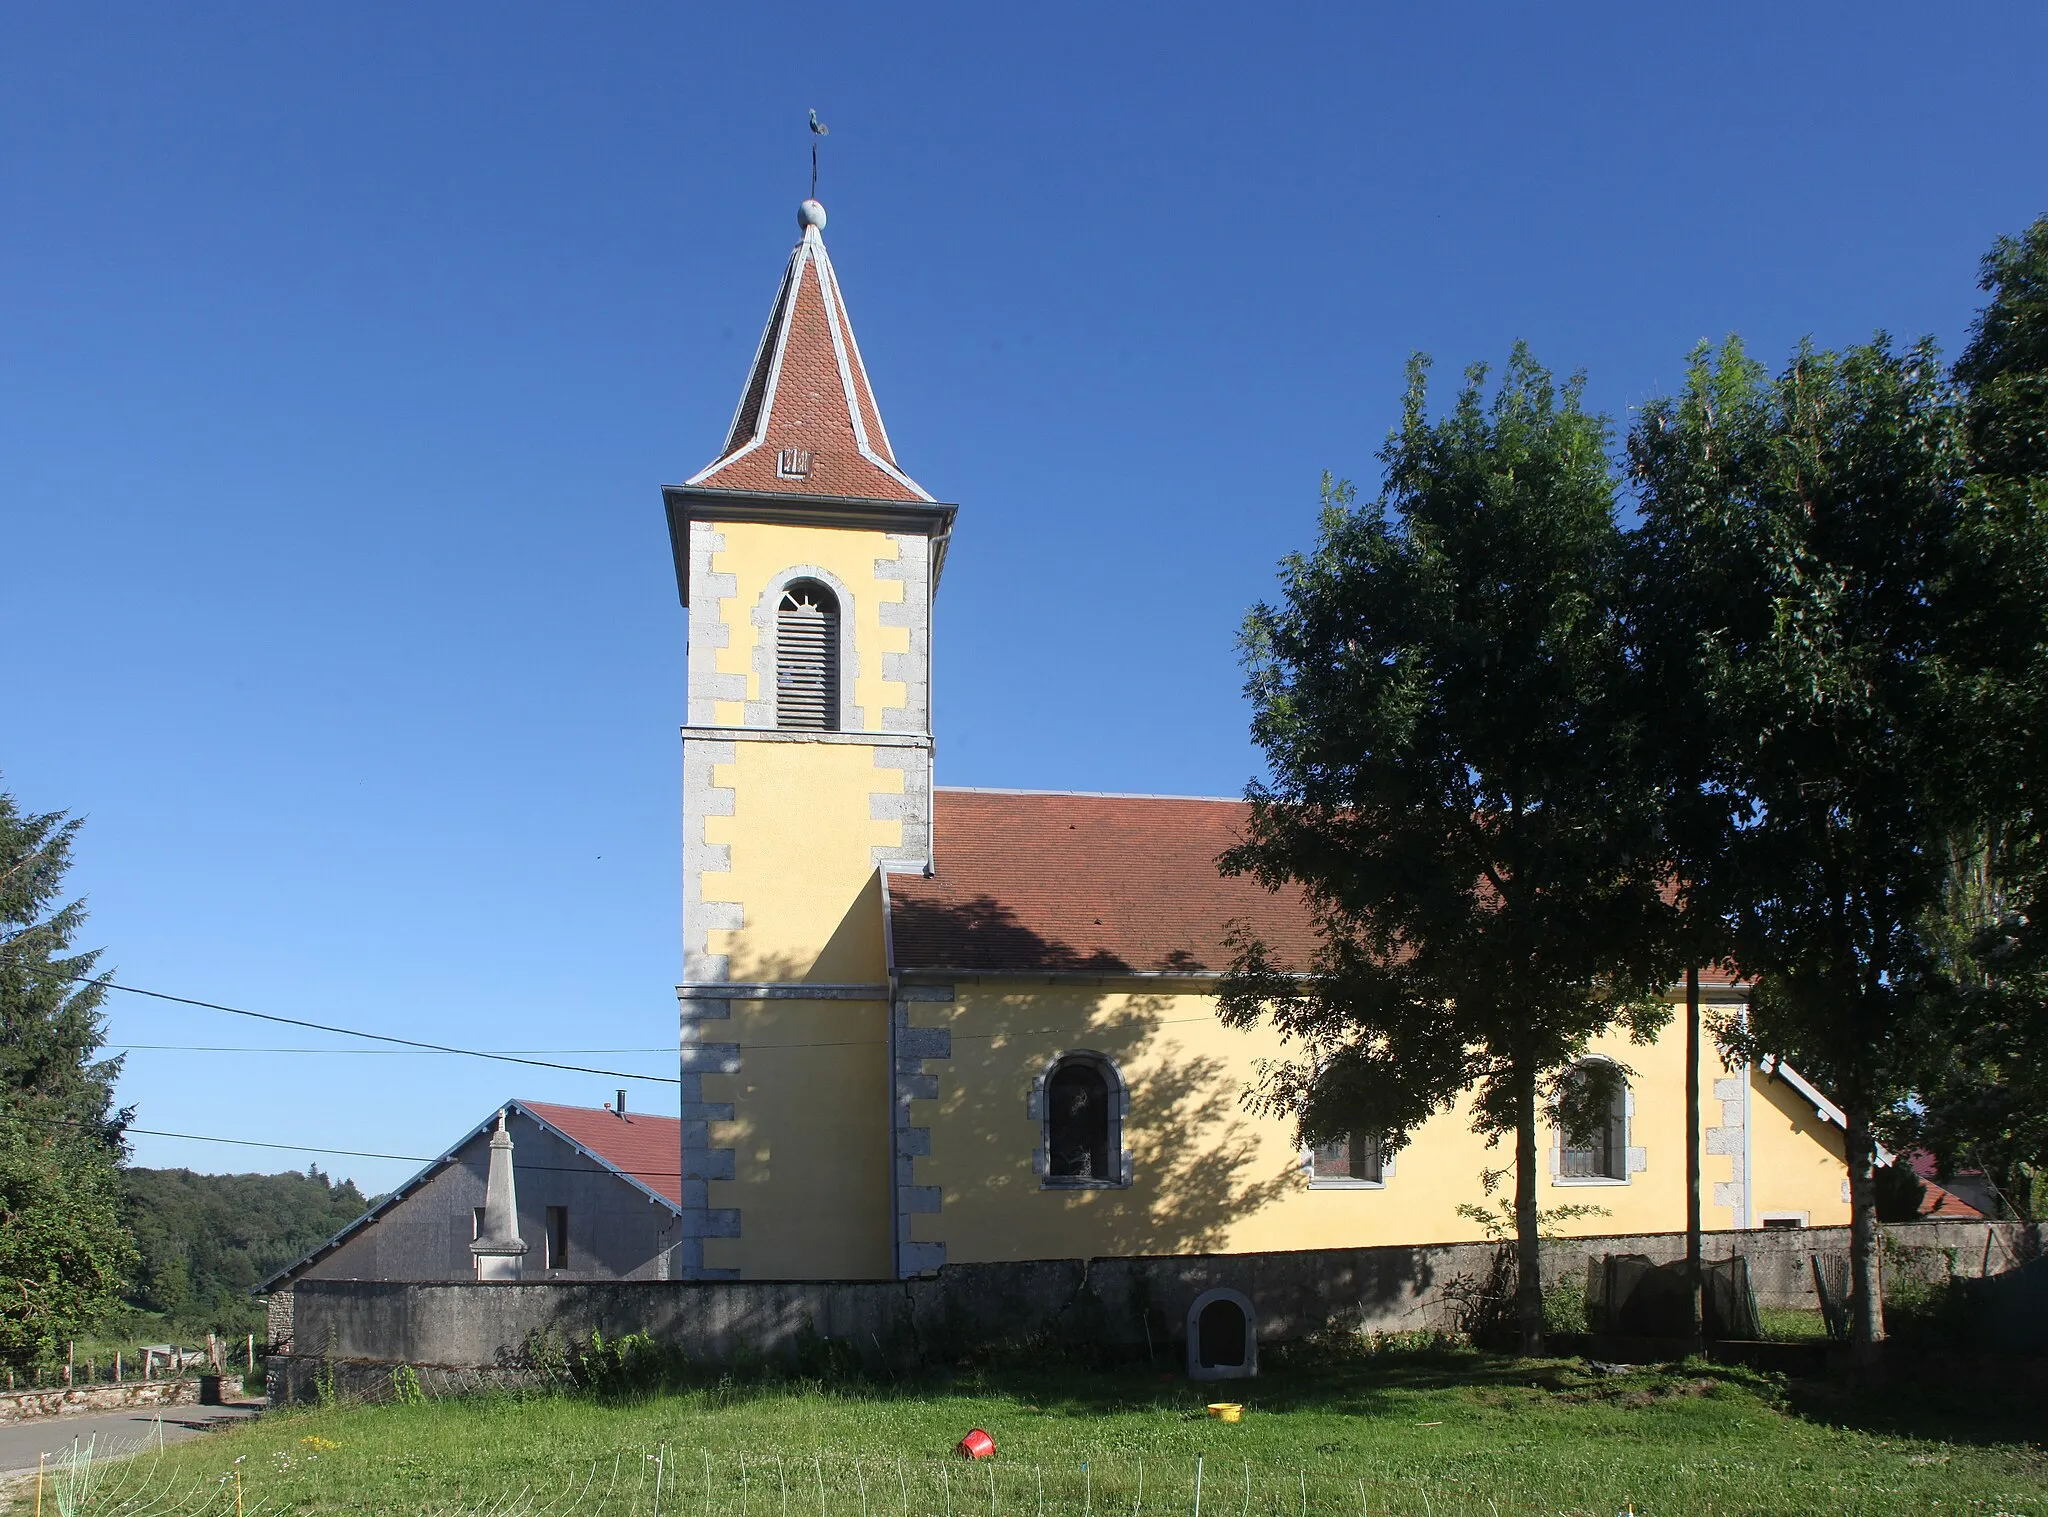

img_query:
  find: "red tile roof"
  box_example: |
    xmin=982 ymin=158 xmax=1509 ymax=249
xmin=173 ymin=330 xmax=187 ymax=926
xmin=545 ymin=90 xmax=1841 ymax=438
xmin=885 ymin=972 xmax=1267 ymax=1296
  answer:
xmin=1901 ymin=1148 xmax=1989 ymax=1220
xmin=1918 ymin=1179 xmax=1987 ymax=1220
xmin=688 ymin=203 xmax=931 ymax=504
xmin=886 ymin=789 xmax=1749 ymax=991
xmin=520 ymin=1100 xmax=682 ymax=1208
xmin=885 ymin=789 xmax=1322 ymax=975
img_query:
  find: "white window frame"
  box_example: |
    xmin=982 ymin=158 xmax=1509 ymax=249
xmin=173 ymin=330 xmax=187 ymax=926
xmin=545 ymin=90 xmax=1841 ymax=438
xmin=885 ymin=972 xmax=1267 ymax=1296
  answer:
xmin=1301 ymin=1133 xmax=1395 ymax=1190
xmin=1028 ymin=1050 xmax=1132 ymax=1190
xmin=1760 ymin=1210 xmax=1810 ymax=1229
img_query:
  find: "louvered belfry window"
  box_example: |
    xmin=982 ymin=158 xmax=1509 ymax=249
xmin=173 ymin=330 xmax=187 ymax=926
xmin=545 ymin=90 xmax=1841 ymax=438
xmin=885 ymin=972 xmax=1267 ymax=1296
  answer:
xmin=775 ymin=580 xmax=839 ymax=731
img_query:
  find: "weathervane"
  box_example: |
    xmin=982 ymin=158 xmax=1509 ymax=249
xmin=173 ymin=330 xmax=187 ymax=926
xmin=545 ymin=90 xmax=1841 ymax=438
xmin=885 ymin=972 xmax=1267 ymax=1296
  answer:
xmin=808 ymin=109 xmax=829 ymax=200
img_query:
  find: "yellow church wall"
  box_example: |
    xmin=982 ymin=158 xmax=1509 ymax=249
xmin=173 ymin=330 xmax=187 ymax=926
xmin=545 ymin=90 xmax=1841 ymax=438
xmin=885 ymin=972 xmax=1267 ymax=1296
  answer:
xmin=701 ymin=521 xmax=911 ymax=732
xmin=680 ymin=509 xmax=935 ymax=1279
xmin=1747 ymin=1070 xmax=1852 ymax=1227
xmin=702 ymin=996 xmax=894 ymax=1279
xmin=702 ymin=740 xmax=898 ymax=983
xmin=906 ymin=983 xmax=1826 ymax=1264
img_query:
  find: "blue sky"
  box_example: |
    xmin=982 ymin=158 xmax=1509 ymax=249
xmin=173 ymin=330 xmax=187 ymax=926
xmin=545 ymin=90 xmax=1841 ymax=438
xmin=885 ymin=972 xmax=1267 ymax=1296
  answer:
xmin=3 ymin=3 xmax=2043 ymax=1194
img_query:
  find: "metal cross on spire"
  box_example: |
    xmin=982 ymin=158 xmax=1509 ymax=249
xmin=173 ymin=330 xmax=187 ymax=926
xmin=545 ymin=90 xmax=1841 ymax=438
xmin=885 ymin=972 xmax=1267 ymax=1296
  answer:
xmin=808 ymin=109 xmax=829 ymax=200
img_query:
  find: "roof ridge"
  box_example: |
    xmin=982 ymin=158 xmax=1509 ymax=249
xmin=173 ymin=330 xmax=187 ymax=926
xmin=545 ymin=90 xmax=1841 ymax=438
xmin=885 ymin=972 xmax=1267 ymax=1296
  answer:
xmin=520 ymin=1096 xmax=678 ymax=1122
xmin=937 ymin=785 xmax=1244 ymax=803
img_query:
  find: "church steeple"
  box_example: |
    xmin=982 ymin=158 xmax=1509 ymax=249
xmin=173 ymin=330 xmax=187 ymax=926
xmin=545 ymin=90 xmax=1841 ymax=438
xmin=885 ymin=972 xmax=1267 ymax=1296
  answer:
xmin=687 ymin=200 xmax=931 ymax=503
xmin=664 ymin=197 xmax=954 ymax=1280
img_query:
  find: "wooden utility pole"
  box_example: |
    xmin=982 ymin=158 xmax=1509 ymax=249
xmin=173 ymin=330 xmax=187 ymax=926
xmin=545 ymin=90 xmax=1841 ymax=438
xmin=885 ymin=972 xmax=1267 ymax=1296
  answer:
xmin=1685 ymin=964 xmax=1705 ymax=1348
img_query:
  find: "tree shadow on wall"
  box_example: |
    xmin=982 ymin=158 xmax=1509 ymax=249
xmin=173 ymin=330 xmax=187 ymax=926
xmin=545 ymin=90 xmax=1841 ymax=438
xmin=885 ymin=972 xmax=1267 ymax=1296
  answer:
xmin=896 ymin=897 xmax=1298 ymax=1260
xmin=890 ymin=893 xmax=1151 ymax=975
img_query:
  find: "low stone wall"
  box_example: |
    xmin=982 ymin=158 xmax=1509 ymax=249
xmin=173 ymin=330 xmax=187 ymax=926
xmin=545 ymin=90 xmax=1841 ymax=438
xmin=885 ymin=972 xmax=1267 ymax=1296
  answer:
xmin=270 ymin=1219 xmax=2042 ymax=1402
xmin=0 ymin=1377 xmax=201 ymax=1424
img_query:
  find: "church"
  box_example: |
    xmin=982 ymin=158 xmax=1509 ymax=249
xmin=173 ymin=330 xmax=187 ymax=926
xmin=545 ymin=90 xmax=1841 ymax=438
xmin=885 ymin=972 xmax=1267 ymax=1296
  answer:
xmin=660 ymin=197 xmax=1855 ymax=1284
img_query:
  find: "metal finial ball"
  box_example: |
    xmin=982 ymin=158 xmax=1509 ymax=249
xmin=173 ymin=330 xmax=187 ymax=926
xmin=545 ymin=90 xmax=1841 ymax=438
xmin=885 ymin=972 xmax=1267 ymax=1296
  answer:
xmin=798 ymin=199 xmax=827 ymax=231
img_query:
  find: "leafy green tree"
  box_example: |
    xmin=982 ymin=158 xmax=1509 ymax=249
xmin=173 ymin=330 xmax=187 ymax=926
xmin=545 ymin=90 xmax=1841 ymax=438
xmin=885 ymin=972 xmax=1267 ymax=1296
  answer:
xmin=1220 ymin=347 xmax=1675 ymax=1352
xmin=1625 ymin=501 xmax=1748 ymax=1344
xmin=0 ymin=1126 xmax=137 ymax=1365
xmin=1628 ymin=334 xmax=1976 ymax=1367
xmin=1907 ymin=215 xmax=2048 ymax=1220
xmin=0 ymin=781 xmax=136 ymax=1365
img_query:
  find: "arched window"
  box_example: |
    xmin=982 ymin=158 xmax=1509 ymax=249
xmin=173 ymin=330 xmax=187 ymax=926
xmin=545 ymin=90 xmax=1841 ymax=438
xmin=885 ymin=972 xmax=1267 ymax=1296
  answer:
xmin=1034 ymin=1052 xmax=1128 ymax=1187
xmin=1559 ymin=1060 xmax=1629 ymax=1181
xmin=775 ymin=580 xmax=839 ymax=730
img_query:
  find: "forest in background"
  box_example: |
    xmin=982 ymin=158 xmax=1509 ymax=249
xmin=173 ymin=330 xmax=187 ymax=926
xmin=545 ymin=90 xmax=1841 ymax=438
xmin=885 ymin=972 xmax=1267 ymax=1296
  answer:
xmin=118 ymin=1166 xmax=374 ymax=1340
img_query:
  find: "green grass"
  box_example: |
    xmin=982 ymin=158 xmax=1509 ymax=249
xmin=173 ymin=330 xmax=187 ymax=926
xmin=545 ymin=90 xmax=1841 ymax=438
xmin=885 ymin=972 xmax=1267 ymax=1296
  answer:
xmin=17 ymin=1351 xmax=2048 ymax=1517
xmin=1754 ymin=1307 xmax=1833 ymax=1342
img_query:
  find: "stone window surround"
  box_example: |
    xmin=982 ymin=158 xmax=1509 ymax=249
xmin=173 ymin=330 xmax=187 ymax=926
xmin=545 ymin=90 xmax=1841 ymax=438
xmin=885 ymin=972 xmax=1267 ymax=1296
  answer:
xmin=1550 ymin=1056 xmax=1647 ymax=1187
xmin=1028 ymin=1050 xmax=1133 ymax=1190
xmin=744 ymin=564 xmax=864 ymax=733
xmin=1185 ymin=1286 xmax=1259 ymax=1381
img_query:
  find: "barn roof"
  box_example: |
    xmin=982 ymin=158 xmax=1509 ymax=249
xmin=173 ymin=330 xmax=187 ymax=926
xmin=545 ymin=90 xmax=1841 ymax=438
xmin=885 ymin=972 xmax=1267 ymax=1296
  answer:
xmin=255 ymin=1099 xmax=680 ymax=1293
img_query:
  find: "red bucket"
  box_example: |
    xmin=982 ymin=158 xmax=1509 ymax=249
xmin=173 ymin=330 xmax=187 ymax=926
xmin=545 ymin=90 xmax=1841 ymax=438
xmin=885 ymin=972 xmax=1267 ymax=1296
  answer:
xmin=956 ymin=1429 xmax=995 ymax=1460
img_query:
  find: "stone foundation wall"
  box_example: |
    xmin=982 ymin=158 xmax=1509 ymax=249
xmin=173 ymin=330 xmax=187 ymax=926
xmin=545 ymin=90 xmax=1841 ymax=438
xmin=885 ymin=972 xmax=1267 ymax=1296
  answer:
xmin=268 ymin=1219 xmax=2042 ymax=1402
xmin=0 ymin=1377 xmax=201 ymax=1424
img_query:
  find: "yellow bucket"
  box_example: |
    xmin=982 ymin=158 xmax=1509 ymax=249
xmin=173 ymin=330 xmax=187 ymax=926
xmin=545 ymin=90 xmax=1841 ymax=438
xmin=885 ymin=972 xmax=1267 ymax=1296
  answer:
xmin=1206 ymin=1403 xmax=1243 ymax=1422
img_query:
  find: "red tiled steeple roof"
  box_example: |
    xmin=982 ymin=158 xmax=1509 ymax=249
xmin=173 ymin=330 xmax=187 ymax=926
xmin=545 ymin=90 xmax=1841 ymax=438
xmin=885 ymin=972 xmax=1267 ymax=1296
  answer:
xmin=687 ymin=201 xmax=931 ymax=504
xmin=886 ymin=789 xmax=1323 ymax=975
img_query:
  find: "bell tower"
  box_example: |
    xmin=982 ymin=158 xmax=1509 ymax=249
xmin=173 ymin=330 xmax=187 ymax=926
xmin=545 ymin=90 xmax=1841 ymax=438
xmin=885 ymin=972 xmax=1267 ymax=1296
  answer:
xmin=662 ymin=199 xmax=955 ymax=1279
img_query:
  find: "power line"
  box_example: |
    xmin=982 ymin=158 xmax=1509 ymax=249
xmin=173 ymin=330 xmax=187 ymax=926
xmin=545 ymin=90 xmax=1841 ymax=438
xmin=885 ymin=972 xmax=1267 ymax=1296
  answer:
xmin=0 ymin=1110 xmax=433 ymax=1165
xmin=124 ymin=1126 xmax=434 ymax=1164
xmin=77 ymin=975 xmax=678 ymax=1084
xmin=0 ymin=1111 xmax=693 ymax=1178
xmin=111 ymin=1045 xmax=676 ymax=1056
xmin=79 ymin=974 xmax=1229 ymax=1063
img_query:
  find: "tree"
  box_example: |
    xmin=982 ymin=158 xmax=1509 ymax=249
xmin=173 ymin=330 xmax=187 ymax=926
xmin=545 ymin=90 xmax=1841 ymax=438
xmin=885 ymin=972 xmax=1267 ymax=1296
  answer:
xmin=122 ymin=1166 xmax=373 ymax=1338
xmin=0 ymin=780 xmax=136 ymax=1366
xmin=1220 ymin=347 xmax=1675 ymax=1353
xmin=1906 ymin=216 xmax=2048 ymax=1220
xmin=1628 ymin=334 xmax=1975 ymax=1369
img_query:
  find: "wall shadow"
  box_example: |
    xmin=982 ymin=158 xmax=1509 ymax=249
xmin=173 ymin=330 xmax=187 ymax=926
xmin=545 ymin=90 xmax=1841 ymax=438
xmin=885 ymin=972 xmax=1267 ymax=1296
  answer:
xmin=928 ymin=986 xmax=1299 ymax=1258
xmin=894 ymin=893 xmax=1300 ymax=1265
xmin=890 ymin=892 xmax=1151 ymax=974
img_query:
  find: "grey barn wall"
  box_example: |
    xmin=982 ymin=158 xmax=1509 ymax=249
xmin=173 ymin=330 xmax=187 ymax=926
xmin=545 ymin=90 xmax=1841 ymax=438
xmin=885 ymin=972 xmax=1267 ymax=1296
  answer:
xmin=295 ymin=1110 xmax=683 ymax=1290
xmin=272 ymin=1219 xmax=2040 ymax=1397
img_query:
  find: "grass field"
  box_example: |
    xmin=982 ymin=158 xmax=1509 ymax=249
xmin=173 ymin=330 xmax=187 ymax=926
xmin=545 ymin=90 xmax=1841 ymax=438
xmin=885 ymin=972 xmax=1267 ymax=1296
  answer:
xmin=14 ymin=1348 xmax=2047 ymax=1517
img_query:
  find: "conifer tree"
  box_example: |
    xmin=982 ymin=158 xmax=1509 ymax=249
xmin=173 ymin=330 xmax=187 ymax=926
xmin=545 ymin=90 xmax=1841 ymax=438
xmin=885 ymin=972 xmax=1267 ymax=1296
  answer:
xmin=0 ymin=780 xmax=136 ymax=1367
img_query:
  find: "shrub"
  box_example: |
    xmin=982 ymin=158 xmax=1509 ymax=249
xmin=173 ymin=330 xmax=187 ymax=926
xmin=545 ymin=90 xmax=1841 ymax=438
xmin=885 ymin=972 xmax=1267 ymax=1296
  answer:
xmin=571 ymin=1331 xmax=689 ymax=1395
